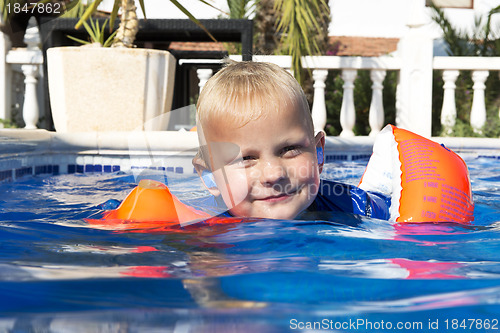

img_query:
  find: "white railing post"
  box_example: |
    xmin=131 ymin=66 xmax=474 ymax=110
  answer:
xmin=21 ymin=18 xmax=41 ymax=129
xmin=470 ymin=70 xmax=489 ymax=134
xmin=0 ymin=17 xmax=12 ymax=124
xmin=440 ymin=70 xmax=459 ymax=135
xmin=197 ymin=68 xmax=213 ymax=95
xmin=311 ymin=69 xmax=328 ymax=133
xmin=21 ymin=64 xmax=39 ymax=129
xmin=395 ymin=0 xmax=433 ymax=137
xmin=368 ymin=69 xmax=386 ymax=136
xmin=340 ymin=69 xmax=357 ymax=137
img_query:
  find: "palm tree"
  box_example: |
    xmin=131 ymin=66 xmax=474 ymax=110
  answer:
xmin=253 ymin=0 xmax=280 ymax=54
xmin=252 ymin=0 xmax=330 ymax=83
xmin=274 ymin=0 xmax=330 ymax=83
xmin=430 ymin=2 xmax=500 ymax=56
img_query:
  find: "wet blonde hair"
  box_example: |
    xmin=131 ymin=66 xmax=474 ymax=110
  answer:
xmin=196 ymin=60 xmax=313 ymax=132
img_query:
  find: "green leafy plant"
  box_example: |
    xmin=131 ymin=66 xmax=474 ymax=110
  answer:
xmin=430 ymin=2 xmax=500 ymax=137
xmin=67 ymin=18 xmax=117 ymax=47
xmin=430 ymin=2 xmax=500 ymax=56
xmin=0 ymin=118 xmax=17 ymax=128
xmin=324 ymin=70 xmax=397 ymax=136
xmin=60 ymin=0 xmax=86 ymax=18
xmin=77 ymin=0 xmax=220 ymax=48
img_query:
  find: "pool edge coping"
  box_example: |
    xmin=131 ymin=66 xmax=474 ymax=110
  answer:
xmin=0 ymin=129 xmax=498 ymax=157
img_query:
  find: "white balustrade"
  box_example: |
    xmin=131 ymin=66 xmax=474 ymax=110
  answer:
xmin=368 ymin=69 xmax=386 ymax=136
xmin=339 ymin=69 xmax=357 ymax=137
xmin=440 ymin=70 xmax=459 ymax=135
xmin=4 ymin=20 xmax=500 ymax=136
xmin=197 ymin=68 xmax=213 ymax=95
xmin=311 ymin=69 xmax=328 ymax=133
xmin=470 ymin=70 xmax=489 ymax=134
xmin=4 ymin=17 xmax=42 ymax=129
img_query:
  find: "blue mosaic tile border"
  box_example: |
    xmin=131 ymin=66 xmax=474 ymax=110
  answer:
xmin=0 ymin=164 xmax=61 ymax=182
xmin=478 ymin=155 xmax=500 ymax=159
xmin=0 ymin=153 xmax=371 ymax=183
xmin=0 ymin=170 xmax=13 ymax=182
xmin=325 ymin=154 xmax=371 ymax=163
xmin=129 ymin=166 xmax=185 ymax=173
xmin=68 ymin=164 xmax=121 ymax=174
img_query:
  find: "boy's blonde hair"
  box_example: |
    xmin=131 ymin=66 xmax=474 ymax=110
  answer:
xmin=196 ymin=60 xmax=313 ymax=132
xmin=194 ymin=60 xmax=314 ymax=170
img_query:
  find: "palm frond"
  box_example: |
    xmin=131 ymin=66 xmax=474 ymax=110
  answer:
xmin=76 ymin=0 xmax=103 ymax=29
xmin=228 ymin=0 xmax=255 ymax=19
xmin=275 ymin=0 xmax=328 ymax=83
xmin=69 ymin=18 xmax=116 ymax=47
xmin=430 ymin=3 xmax=472 ymax=55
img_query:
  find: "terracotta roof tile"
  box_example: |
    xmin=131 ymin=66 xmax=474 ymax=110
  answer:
xmin=168 ymin=41 xmax=227 ymax=52
xmin=168 ymin=36 xmax=399 ymax=57
xmin=328 ymin=36 xmax=399 ymax=57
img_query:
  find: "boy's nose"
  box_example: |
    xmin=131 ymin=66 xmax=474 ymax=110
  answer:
xmin=258 ymin=159 xmax=286 ymax=185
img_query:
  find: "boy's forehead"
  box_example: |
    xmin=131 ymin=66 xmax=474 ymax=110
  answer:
xmin=199 ymin=102 xmax=314 ymax=155
xmin=202 ymin=96 xmax=313 ymax=134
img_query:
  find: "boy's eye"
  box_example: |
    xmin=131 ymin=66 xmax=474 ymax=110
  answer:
xmin=282 ymin=146 xmax=302 ymax=157
xmin=229 ymin=155 xmax=256 ymax=167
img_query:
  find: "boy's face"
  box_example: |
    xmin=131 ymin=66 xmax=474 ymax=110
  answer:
xmin=200 ymin=103 xmax=325 ymax=220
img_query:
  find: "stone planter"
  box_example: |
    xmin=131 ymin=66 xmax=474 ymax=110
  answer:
xmin=47 ymin=47 xmax=176 ymax=132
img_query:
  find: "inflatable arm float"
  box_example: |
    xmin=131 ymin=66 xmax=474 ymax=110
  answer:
xmin=359 ymin=125 xmax=474 ymax=223
xmin=86 ymin=179 xmax=211 ymax=229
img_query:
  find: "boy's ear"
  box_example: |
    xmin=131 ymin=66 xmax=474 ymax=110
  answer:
xmin=315 ymin=131 xmax=326 ymax=173
xmin=192 ymin=154 xmax=221 ymax=197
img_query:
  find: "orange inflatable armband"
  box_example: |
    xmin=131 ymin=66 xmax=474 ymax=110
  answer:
xmin=87 ymin=179 xmax=210 ymax=229
xmin=359 ymin=125 xmax=474 ymax=223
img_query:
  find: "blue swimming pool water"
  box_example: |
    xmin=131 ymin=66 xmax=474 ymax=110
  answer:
xmin=0 ymin=157 xmax=499 ymax=332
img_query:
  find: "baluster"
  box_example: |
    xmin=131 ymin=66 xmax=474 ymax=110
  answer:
xmin=197 ymin=68 xmax=213 ymax=95
xmin=22 ymin=18 xmax=41 ymax=129
xmin=440 ymin=70 xmax=459 ymax=135
xmin=311 ymin=69 xmax=328 ymax=133
xmin=368 ymin=69 xmax=386 ymax=137
xmin=470 ymin=70 xmax=489 ymax=134
xmin=21 ymin=64 xmax=39 ymax=129
xmin=0 ymin=16 xmax=11 ymax=123
xmin=340 ymin=69 xmax=357 ymax=137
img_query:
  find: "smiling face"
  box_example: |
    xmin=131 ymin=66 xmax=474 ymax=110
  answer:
xmin=200 ymin=102 xmax=325 ymax=220
xmin=194 ymin=61 xmax=325 ymax=219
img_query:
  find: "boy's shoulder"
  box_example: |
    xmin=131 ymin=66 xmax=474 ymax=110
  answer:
xmin=312 ymin=179 xmax=391 ymax=220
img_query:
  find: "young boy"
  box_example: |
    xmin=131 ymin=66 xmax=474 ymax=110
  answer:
xmin=192 ymin=61 xmax=390 ymax=220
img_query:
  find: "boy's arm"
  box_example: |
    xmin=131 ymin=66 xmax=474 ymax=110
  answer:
xmin=315 ymin=180 xmax=391 ymax=220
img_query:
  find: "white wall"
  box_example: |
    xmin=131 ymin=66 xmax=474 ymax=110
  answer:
xmin=99 ymin=0 xmax=500 ymax=40
xmin=329 ymin=0 xmax=500 ymax=39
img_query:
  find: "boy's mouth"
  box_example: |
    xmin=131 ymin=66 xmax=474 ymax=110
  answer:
xmin=255 ymin=188 xmax=300 ymax=203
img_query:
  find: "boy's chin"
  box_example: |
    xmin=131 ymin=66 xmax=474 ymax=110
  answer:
xmin=231 ymin=207 xmax=302 ymax=220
